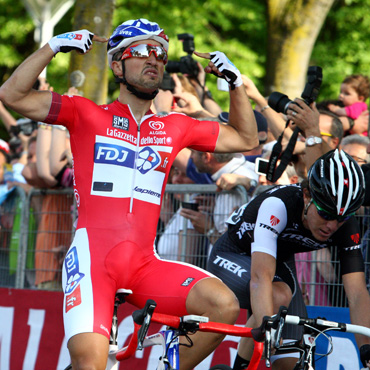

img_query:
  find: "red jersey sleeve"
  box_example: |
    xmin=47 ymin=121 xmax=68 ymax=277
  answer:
xmin=177 ymin=114 xmax=220 ymax=152
xmin=44 ymin=92 xmax=94 ymax=132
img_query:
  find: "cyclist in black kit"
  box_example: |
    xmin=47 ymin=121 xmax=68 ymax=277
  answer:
xmin=207 ymin=149 xmax=370 ymax=369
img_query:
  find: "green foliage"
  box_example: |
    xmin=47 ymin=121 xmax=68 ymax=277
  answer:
xmin=0 ymin=1 xmax=34 ymax=81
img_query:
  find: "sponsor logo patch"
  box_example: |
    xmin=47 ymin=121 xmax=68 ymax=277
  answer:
xmin=57 ymin=32 xmax=82 ymax=41
xmin=182 ymin=277 xmax=195 ymax=286
xmin=259 ymin=223 xmax=279 ymax=235
xmin=65 ymin=284 xmax=82 ymax=313
xmin=136 ymin=147 xmax=160 ymax=174
xmin=270 ymin=215 xmax=280 ymax=226
xmin=112 ymin=115 xmax=129 ymax=131
xmin=351 ymin=233 xmax=360 ymax=244
xmin=236 ymin=221 xmax=255 ymax=239
xmin=213 ymin=255 xmax=247 ymax=278
xmin=94 ymin=143 xmax=160 ymax=174
xmin=64 ymin=246 xmax=85 ymax=294
xmin=149 ymin=121 xmax=164 ymax=130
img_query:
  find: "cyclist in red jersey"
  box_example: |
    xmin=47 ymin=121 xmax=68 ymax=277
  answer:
xmin=0 ymin=19 xmax=259 ymax=370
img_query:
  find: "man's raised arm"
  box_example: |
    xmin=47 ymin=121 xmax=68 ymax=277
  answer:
xmin=195 ymin=51 xmax=259 ymax=153
xmin=0 ymin=30 xmax=106 ymax=122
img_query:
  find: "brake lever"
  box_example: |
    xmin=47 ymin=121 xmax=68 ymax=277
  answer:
xmin=134 ymin=300 xmax=157 ymax=350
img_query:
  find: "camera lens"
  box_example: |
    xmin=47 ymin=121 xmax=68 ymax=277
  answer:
xmin=268 ymin=92 xmax=293 ymax=114
xmin=165 ymin=61 xmax=182 ymax=74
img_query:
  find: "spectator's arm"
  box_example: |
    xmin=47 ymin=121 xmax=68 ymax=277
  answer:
xmin=172 ymin=92 xmax=215 ymax=118
xmin=36 ymin=124 xmax=57 ymax=187
xmin=153 ymin=89 xmax=174 ymax=114
xmin=188 ymin=62 xmax=223 ymax=116
xmin=50 ymin=126 xmax=69 ymax=178
xmin=21 ymin=162 xmax=50 ymax=188
xmin=241 ymin=75 xmax=293 ymax=142
xmin=216 ymin=173 xmax=255 ymax=192
xmin=0 ymin=101 xmax=17 ymax=132
xmin=315 ymin=248 xmax=337 ymax=283
xmin=347 ymin=110 xmax=369 ymax=134
xmin=286 ymin=99 xmax=331 ymax=169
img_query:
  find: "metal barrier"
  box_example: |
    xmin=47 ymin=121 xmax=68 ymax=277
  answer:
xmin=0 ymin=186 xmax=27 ymax=289
xmin=0 ymin=187 xmax=75 ymax=289
xmin=158 ymin=184 xmax=248 ymax=268
xmin=1 ymin=184 xmax=369 ymax=309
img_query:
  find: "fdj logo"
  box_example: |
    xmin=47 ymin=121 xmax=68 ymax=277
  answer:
xmin=94 ymin=143 xmax=135 ymax=167
xmin=65 ymin=246 xmax=85 ymax=294
xmin=137 ymin=147 xmax=160 ymax=174
xmin=94 ymin=143 xmax=160 ymax=174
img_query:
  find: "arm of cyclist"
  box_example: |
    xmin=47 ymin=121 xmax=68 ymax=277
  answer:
xmin=250 ymin=252 xmax=277 ymax=330
xmin=195 ymin=51 xmax=259 ymax=153
xmin=343 ymin=271 xmax=370 ymax=367
xmin=0 ymin=30 xmax=106 ymax=121
xmin=249 ymin=197 xmax=292 ymax=331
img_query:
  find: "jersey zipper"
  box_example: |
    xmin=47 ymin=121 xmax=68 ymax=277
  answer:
xmin=128 ymin=104 xmax=141 ymax=214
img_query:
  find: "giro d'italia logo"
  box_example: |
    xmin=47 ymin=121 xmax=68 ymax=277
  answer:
xmin=137 ymin=147 xmax=160 ymax=174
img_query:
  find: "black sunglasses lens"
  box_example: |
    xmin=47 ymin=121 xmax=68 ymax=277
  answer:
xmin=317 ymin=209 xmax=351 ymax=222
xmin=317 ymin=210 xmax=335 ymax=220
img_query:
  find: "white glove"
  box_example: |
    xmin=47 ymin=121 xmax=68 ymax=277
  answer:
xmin=210 ymin=51 xmax=243 ymax=90
xmin=48 ymin=30 xmax=94 ymax=55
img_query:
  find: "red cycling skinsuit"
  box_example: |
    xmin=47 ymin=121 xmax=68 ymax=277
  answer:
xmin=44 ymin=92 xmax=220 ymax=341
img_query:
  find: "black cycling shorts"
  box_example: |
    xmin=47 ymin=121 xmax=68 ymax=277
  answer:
xmin=207 ymin=232 xmax=307 ymax=340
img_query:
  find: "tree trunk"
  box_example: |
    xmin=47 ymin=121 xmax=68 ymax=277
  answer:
xmin=69 ymin=0 xmax=115 ymax=104
xmin=265 ymin=0 xmax=335 ymax=100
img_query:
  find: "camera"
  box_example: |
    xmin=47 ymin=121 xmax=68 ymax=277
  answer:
xmin=165 ymin=33 xmax=199 ymax=78
xmin=181 ymin=201 xmax=199 ymax=211
xmin=160 ymin=71 xmax=176 ymax=91
xmin=255 ymin=157 xmax=269 ymax=176
xmin=10 ymin=118 xmax=38 ymax=137
xmin=268 ymin=66 xmax=323 ymax=114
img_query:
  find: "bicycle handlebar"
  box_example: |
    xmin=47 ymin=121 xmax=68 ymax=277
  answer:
xmin=284 ymin=314 xmax=370 ymax=337
xmin=259 ymin=305 xmax=370 ymax=368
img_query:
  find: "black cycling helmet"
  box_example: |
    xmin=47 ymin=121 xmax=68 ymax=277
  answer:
xmin=308 ymin=149 xmax=365 ymax=216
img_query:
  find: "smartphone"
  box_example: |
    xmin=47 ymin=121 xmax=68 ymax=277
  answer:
xmin=217 ymin=78 xmax=229 ymax=92
xmin=181 ymin=202 xmax=199 ymax=211
xmin=255 ymin=157 xmax=269 ymax=176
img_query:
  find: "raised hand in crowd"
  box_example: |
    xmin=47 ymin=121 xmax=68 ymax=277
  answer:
xmin=216 ymin=172 xmax=256 ymax=193
xmin=241 ymin=75 xmax=289 ymax=141
xmin=187 ymin=61 xmax=223 ymax=116
xmin=172 ymin=91 xmax=215 ymax=118
xmin=350 ymin=109 xmax=369 ymax=134
xmin=153 ymin=89 xmax=174 ymax=113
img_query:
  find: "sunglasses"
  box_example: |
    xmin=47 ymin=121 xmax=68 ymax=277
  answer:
xmin=320 ymin=132 xmax=333 ymax=138
xmin=121 ymin=44 xmax=168 ymax=64
xmin=312 ymin=199 xmax=354 ymax=222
